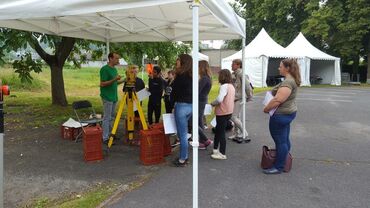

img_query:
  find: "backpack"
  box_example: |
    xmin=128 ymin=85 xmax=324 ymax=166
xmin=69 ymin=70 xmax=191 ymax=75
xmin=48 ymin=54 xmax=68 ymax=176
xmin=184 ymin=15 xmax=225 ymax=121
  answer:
xmin=240 ymin=74 xmax=253 ymax=102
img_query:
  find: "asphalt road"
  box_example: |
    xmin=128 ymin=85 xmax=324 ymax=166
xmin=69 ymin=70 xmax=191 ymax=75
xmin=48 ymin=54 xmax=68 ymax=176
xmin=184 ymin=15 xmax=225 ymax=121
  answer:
xmin=107 ymin=87 xmax=370 ymax=208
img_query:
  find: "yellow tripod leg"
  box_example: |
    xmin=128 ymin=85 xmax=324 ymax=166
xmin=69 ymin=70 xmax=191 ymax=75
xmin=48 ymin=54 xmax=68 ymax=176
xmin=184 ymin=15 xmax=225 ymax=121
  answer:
xmin=132 ymin=92 xmax=148 ymax=130
xmin=127 ymin=91 xmax=134 ymax=140
xmin=108 ymin=92 xmax=127 ymax=148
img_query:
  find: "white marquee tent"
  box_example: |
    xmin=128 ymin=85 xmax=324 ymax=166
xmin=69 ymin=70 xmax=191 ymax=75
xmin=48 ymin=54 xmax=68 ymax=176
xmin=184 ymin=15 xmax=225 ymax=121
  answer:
xmin=189 ymin=52 xmax=209 ymax=61
xmin=0 ymin=1 xmax=246 ymax=207
xmin=285 ymin=32 xmax=341 ymax=86
xmin=221 ymin=28 xmax=290 ymax=87
xmin=198 ymin=52 xmax=209 ymax=61
xmin=0 ymin=0 xmax=245 ymax=42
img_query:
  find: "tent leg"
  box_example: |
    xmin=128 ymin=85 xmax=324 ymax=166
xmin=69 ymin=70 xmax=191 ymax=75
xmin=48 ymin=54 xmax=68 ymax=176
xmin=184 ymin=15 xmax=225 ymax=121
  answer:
xmin=241 ymin=38 xmax=246 ymax=138
xmin=192 ymin=2 xmax=199 ymax=208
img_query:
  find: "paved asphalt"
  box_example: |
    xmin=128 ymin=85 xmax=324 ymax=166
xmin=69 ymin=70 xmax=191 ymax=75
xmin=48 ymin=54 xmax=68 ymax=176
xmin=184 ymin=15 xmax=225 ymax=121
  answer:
xmin=107 ymin=87 xmax=370 ymax=208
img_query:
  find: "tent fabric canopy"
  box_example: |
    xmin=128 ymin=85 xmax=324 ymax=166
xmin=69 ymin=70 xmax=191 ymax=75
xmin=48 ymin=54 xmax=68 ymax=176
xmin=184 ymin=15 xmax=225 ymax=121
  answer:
xmin=0 ymin=0 xmax=245 ymax=42
xmin=221 ymin=28 xmax=289 ymax=87
xmin=285 ymin=33 xmax=339 ymax=60
xmin=222 ymin=28 xmax=288 ymax=62
xmin=285 ymin=33 xmax=341 ymax=85
xmin=221 ymin=29 xmax=341 ymax=87
xmin=198 ymin=52 xmax=209 ymax=61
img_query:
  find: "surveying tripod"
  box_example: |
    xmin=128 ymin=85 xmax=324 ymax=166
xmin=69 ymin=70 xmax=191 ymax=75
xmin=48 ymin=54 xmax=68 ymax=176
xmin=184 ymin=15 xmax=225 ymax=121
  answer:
xmin=107 ymin=84 xmax=148 ymax=148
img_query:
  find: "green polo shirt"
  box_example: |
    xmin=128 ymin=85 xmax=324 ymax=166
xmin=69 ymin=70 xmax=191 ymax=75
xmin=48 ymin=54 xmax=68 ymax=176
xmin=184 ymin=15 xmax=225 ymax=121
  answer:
xmin=100 ymin=65 xmax=118 ymax=102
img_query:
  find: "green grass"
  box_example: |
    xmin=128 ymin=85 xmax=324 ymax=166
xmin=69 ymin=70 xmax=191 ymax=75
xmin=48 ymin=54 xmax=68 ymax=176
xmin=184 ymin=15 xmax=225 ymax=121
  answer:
xmin=27 ymin=183 xmax=118 ymax=208
xmin=1 ymin=66 xmax=273 ymax=130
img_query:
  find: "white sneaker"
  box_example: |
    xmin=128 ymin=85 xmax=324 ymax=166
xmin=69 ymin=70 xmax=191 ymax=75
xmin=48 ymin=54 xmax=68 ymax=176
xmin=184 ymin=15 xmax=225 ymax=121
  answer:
xmin=211 ymin=152 xmax=227 ymax=160
xmin=212 ymin=149 xmax=219 ymax=155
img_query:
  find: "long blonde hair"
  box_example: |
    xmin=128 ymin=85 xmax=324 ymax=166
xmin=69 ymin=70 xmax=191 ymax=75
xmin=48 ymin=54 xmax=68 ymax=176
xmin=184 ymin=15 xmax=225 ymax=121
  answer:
xmin=281 ymin=58 xmax=301 ymax=86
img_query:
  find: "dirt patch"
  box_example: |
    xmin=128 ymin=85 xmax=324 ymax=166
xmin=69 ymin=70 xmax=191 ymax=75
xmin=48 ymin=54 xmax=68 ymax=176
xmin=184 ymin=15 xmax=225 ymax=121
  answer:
xmin=4 ymin=121 xmax=166 ymax=207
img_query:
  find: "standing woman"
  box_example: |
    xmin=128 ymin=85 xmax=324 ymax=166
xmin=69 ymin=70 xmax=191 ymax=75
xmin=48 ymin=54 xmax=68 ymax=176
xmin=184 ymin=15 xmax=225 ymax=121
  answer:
xmin=263 ymin=58 xmax=301 ymax=174
xmin=171 ymin=54 xmax=193 ymax=167
xmin=197 ymin=60 xmax=213 ymax=148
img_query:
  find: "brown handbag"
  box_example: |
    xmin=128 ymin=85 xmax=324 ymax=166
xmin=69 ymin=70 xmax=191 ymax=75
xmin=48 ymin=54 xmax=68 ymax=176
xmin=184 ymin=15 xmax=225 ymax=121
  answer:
xmin=261 ymin=145 xmax=292 ymax=172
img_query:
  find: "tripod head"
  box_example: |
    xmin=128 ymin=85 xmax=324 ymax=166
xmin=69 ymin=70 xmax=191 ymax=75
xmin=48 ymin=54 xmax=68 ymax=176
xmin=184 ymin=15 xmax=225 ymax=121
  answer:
xmin=123 ymin=65 xmax=138 ymax=92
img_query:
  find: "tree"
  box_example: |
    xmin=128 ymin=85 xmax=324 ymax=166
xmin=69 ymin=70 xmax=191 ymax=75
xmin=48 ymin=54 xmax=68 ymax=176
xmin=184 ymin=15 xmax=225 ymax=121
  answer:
xmin=303 ymin=0 xmax=370 ymax=80
xmin=111 ymin=42 xmax=189 ymax=69
xmin=226 ymin=0 xmax=310 ymax=50
xmin=0 ymin=28 xmax=190 ymax=106
xmin=229 ymin=0 xmax=370 ymax=81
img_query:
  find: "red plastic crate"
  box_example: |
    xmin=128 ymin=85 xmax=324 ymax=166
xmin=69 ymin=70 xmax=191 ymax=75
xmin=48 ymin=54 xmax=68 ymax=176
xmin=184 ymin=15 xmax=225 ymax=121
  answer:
xmin=163 ymin=134 xmax=172 ymax=156
xmin=140 ymin=129 xmax=164 ymax=165
xmin=149 ymin=122 xmax=164 ymax=131
xmin=150 ymin=123 xmax=171 ymax=156
xmin=60 ymin=125 xmax=81 ymax=140
xmin=124 ymin=117 xmax=144 ymax=145
xmin=84 ymin=151 xmax=103 ymax=162
xmin=83 ymin=126 xmax=103 ymax=162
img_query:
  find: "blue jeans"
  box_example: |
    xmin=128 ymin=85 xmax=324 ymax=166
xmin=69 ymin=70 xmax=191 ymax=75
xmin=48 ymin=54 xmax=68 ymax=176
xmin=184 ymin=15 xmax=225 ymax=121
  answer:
xmin=102 ymin=99 xmax=117 ymax=141
xmin=174 ymin=102 xmax=192 ymax=160
xmin=269 ymin=112 xmax=296 ymax=171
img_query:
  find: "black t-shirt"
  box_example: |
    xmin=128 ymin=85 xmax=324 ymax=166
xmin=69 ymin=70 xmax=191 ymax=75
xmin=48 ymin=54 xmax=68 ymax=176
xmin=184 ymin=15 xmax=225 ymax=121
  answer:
xmin=149 ymin=77 xmax=164 ymax=102
xmin=135 ymin=77 xmax=145 ymax=92
xmin=172 ymin=73 xmax=192 ymax=103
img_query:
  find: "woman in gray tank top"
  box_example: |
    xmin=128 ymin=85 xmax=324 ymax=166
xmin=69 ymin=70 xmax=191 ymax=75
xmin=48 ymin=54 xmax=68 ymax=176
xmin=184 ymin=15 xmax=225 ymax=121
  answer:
xmin=263 ymin=58 xmax=301 ymax=174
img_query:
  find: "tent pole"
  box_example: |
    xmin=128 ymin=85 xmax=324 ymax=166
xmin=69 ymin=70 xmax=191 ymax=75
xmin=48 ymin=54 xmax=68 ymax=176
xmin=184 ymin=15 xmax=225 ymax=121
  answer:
xmin=142 ymin=55 xmax=145 ymax=80
xmin=106 ymin=40 xmax=110 ymax=62
xmin=192 ymin=1 xmax=199 ymax=208
xmin=0 ymin=80 xmax=4 ymax=208
xmin=242 ymin=38 xmax=246 ymax=139
xmin=105 ymin=29 xmax=110 ymax=62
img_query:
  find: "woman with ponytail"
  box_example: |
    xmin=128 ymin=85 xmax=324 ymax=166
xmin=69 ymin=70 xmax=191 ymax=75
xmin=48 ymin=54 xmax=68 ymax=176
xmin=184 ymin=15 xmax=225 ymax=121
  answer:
xmin=263 ymin=58 xmax=300 ymax=174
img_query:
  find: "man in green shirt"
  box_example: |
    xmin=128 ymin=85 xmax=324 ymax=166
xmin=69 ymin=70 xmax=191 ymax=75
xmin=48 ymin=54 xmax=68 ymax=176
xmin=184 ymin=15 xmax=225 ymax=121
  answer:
xmin=100 ymin=52 xmax=124 ymax=144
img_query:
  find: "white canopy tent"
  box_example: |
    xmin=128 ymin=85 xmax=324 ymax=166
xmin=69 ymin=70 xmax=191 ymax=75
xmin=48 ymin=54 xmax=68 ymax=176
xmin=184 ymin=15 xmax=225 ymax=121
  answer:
xmin=221 ymin=28 xmax=289 ymax=87
xmin=189 ymin=52 xmax=209 ymax=61
xmin=198 ymin=52 xmax=209 ymax=61
xmin=0 ymin=1 xmax=246 ymax=207
xmin=285 ymin=32 xmax=341 ymax=86
xmin=0 ymin=0 xmax=244 ymax=42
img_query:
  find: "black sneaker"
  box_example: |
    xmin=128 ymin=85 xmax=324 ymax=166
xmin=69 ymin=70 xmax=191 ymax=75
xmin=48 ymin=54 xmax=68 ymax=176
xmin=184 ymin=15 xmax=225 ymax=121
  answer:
xmin=232 ymin=137 xmax=243 ymax=144
xmin=243 ymin=138 xmax=251 ymax=143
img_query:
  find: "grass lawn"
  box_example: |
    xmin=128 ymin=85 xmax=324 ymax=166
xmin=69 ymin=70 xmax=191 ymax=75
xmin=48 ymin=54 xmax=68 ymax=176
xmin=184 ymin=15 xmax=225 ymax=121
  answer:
xmin=1 ymin=66 xmax=271 ymax=130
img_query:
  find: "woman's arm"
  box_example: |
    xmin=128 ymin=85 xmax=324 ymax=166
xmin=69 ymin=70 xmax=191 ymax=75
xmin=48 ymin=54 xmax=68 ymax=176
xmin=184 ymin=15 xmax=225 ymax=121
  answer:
xmin=211 ymin=84 xmax=228 ymax=106
xmin=263 ymin=87 xmax=291 ymax=113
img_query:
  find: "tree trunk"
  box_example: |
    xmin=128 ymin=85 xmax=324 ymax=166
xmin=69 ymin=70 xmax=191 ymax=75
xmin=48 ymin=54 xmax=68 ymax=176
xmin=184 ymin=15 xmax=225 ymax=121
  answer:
xmin=367 ymin=52 xmax=370 ymax=83
xmin=29 ymin=35 xmax=76 ymax=106
xmin=367 ymin=39 xmax=370 ymax=83
xmin=352 ymin=56 xmax=359 ymax=81
xmin=50 ymin=64 xmax=67 ymax=106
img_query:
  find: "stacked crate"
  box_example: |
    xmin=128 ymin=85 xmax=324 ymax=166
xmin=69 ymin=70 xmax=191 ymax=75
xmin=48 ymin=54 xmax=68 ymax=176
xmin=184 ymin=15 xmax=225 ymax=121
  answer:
xmin=150 ymin=123 xmax=171 ymax=156
xmin=124 ymin=117 xmax=143 ymax=145
xmin=83 ymin=126 xmax=103 ymax=162
xmin=60 ymin=125 xmax=81 ymax=140
xmin=139 ymin=129 xmax=164 ymax=165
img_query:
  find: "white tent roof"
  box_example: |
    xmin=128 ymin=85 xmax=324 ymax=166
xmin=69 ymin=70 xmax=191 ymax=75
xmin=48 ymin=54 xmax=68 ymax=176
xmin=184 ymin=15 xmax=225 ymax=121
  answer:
xmin=222 ymin=28 xmax=288 ymax=63
xmin=189 ymin=51 xmax=209 ymax=61
xmin=285 ymin=32 xmax=339 ymax=60
xmin=0 ymin=0 xmax=245 ymax=42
